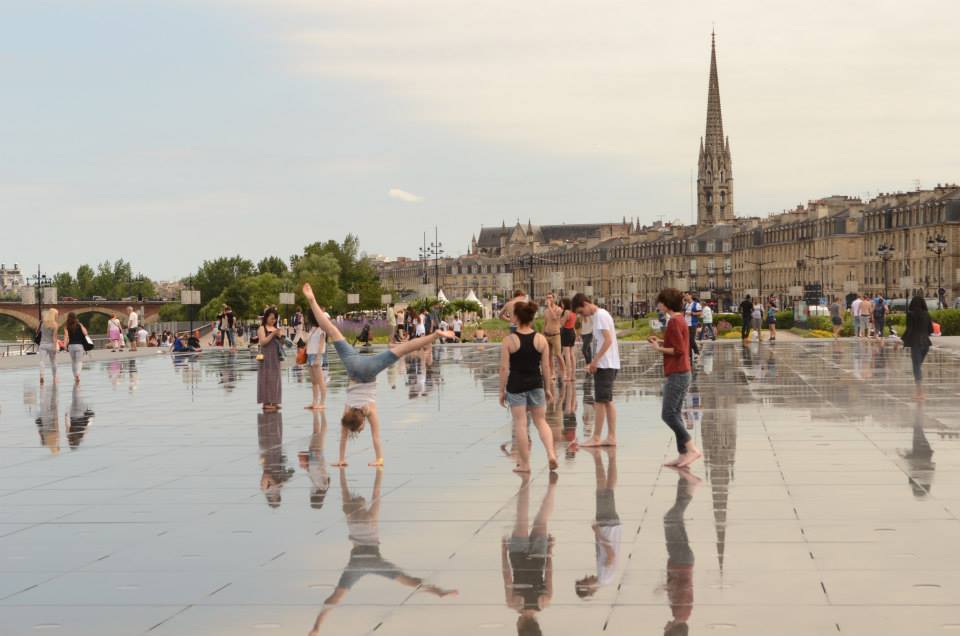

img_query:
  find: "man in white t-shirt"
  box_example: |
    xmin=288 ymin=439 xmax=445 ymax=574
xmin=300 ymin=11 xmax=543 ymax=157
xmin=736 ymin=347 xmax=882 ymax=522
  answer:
xmin=126 ymin=306 xmax=139 ymax=351
xmin=572 ymin=293 xmax=620 ymax=447
xmin=136 ymin=326 xmax=148 ymax=346
xmin=850 ymin=295 xmax=863 ymax=338
xmin=452 ymin=317 xmax=463 ymax=341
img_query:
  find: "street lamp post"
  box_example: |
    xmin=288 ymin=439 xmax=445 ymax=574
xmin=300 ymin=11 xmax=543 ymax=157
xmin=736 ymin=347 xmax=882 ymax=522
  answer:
xmin=418 ymin=227 xmax=444 ymax=297
xmin=27 ymin=266 xmax=52 ymax=324
xmin=926 ymin=234 xmax=948 ymax=307
xmin=744 ymin=259 xmax=772 ymax=305
xmin=877 ymin=242 xmax=895 ymax=300
xmin=805 ymin=254 xmax=837 ymax=306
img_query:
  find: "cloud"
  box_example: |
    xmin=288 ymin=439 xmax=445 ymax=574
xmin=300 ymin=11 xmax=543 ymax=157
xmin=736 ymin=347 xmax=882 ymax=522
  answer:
xmin=266 ymin=0 xmax=960 ymax=209
xmin=388 ymin=188 xmax=423 ymax=203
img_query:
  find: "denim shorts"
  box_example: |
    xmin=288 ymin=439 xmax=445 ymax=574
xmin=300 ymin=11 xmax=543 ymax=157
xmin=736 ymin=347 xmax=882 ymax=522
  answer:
xmin=333 ymin=339 xmax=398 ymax=383
xmin=307 ymin=353 xmax=320 ymax=367
xmin=506 ymin=388 xmax=546 ymax=408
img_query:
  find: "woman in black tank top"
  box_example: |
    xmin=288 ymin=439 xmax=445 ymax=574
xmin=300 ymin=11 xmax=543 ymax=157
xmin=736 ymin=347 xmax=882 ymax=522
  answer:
xmin=499 ymin=301 xmax=558 ymax=473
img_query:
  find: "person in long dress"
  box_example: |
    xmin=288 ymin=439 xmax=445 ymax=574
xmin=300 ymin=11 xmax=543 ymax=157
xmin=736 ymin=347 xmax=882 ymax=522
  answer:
xmin=257 ymin=307 xmax=284 ymax=411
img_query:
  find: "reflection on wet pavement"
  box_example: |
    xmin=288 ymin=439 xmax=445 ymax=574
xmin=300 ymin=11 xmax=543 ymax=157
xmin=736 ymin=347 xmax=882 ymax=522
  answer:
xmin=2 ymin=341 xmax=960 ymax=635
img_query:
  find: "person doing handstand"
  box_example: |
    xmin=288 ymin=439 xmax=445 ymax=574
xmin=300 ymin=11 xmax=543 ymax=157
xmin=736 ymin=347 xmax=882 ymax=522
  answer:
xmin=302 ymin=283 xmax=455 ymax=467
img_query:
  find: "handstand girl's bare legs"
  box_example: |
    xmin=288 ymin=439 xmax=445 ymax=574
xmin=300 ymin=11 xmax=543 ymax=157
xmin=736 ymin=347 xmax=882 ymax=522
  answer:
xmin=303 ymin=283 xmax=454 ymax=357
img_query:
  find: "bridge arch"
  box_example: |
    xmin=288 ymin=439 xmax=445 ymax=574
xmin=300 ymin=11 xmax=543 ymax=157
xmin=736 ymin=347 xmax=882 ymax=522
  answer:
xmin=0 ymin=306 xmax=40 ymax=331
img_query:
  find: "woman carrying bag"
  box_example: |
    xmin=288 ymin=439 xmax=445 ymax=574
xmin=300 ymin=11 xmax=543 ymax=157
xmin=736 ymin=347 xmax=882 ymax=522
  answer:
xmin=62 ymin=312 xmax=93 ymax=384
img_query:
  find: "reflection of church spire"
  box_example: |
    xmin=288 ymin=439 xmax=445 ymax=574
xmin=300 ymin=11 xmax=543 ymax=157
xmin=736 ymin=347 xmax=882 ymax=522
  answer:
xmin=700 ymin=388 xmax=738 ymax=571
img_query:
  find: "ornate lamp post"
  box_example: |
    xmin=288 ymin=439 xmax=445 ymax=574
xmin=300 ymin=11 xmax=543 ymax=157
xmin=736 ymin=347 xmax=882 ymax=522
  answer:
xmin=926 ymin=234 xmax=948 ymax=306
xmin=877 ymin=242 xmax=895 ymax=300
xmin=27 ymin=266 xmax=52 ymax=324
xmin=418 ymin=226 xmax=444 ymax=297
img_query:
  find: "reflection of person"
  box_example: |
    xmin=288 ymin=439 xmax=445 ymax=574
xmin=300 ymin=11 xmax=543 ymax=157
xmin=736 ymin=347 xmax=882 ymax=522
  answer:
xmin=576 ymin=448 xmax=621 ymax=598
xmin=663 ymin=470 xmax=701 ymax=636
xmin=35 ymin=385 xmax=60 ymax=455
xmin=299 ymin=411 xmax=331 ymax=509
xmin=310 ymin=469 xmax=457 ymax=635
xmin=502 ymin=472 xmax=557 ymax=636
xmin=899 ymin=405 xmax=936 ymax=498
xmin=66 ymin=383 xmax=94 ymax=449
xmin=258 ymin=411 xmax=294 ymax=508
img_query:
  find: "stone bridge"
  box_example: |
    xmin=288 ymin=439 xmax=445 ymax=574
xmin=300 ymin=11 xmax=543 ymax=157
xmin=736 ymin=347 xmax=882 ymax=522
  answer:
xmin=0 ymin=300 xmax=169 ymax=330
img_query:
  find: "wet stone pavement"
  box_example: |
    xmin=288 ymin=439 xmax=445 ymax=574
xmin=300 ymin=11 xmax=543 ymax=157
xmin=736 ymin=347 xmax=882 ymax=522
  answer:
xmin=2 ymin=341 xmax=960 ymax=635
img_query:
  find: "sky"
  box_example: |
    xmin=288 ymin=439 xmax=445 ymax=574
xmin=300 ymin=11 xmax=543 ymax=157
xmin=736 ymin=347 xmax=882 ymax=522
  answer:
xmin=1 ymin=0 xmax=958 ymax=280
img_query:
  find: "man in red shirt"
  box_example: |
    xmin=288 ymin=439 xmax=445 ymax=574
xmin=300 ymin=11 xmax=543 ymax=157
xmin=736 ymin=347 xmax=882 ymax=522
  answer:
xmin=647 ymin=288 xmax=703 ymax=468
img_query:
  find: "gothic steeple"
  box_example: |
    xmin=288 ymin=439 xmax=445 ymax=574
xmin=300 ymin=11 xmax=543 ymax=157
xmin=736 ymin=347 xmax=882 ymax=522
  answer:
xmin=697 ymin=30 xmax=734 ymax=226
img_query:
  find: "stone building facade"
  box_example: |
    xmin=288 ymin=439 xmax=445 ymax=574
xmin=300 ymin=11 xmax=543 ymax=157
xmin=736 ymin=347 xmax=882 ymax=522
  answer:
xmin=0 ymin=263 xmax=25 ymax=293
xmin=376 ymin=184 xmax=960 ymax=314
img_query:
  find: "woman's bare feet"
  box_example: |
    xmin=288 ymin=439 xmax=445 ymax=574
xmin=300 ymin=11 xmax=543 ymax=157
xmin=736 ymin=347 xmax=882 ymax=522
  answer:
xmin=581 ymin=437 xmax=602 ymax=447
xmin=513 ymin=465 xmax=531 ymax=474
xmin=332 ymin=461 xmax=348 ymax=467
xmin=304 ymin=403 xmax=325 ymax=411
xmin=368 ymin=458 xmax=384 ymax=468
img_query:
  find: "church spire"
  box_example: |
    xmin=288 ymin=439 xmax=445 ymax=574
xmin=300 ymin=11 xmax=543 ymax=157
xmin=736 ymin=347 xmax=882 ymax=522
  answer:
xmin=705 ymin=29 xmax=724 ymax=151
xmin=696 ymin=30 xmax=734 ymax=226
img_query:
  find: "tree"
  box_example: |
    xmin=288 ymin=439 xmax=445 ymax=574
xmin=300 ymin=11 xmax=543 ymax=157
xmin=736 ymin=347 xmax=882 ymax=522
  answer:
xmin=200 ymin=273 xmax=287 ymax=320
xmin=76 ymin=265 xmax=95 ymax=298
xmin=292 ymin=252 xmax=342 ymax=311
xmin=191 ymin=256 xmax=256 ymax=306
xmin=257 ymin=256 xmax=289 ymax=277
xmin=299 ymin=235 xmax=384 ymax=311
xmin=52 ymin=272 xmax=77 ymax=298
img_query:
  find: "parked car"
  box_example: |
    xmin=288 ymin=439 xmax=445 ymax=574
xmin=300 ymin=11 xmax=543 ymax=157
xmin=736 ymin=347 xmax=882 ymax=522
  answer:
xmin=60 ymin=296 xmax=77 ymax=302
xmin=91 ymin=295 xmax=106 ymax=301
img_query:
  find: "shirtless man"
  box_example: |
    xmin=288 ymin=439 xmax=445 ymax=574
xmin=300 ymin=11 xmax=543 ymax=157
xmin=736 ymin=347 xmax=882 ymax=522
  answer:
xmin=499 ymin=290 xmax=527 ymax=333
xmin=543 ymin=293 xmax=566 ymax=381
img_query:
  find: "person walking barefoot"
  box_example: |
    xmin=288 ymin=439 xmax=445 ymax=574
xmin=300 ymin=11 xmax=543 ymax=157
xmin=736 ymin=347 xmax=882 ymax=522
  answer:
xmin=572 ymin=293 xmax=620 ymax=447
xmin=498 ymin=300 xmax=558 ymax=473
xmin=647 ymin=288 xmax=702 ymax=469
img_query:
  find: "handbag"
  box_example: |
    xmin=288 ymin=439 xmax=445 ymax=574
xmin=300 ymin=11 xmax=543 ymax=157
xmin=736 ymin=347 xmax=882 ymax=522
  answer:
xmin=295 ymin=347 xmax=307 ymax=365
xmin=33 ymin=327 xmax=41 ymax=345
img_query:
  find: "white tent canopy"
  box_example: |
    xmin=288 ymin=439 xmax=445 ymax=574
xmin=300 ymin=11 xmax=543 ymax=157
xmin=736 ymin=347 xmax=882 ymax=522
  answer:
xmin=464 ymin=289 xmax=479 ymax=303
xmin=437 ymin=289 xmax=448 ymax=303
